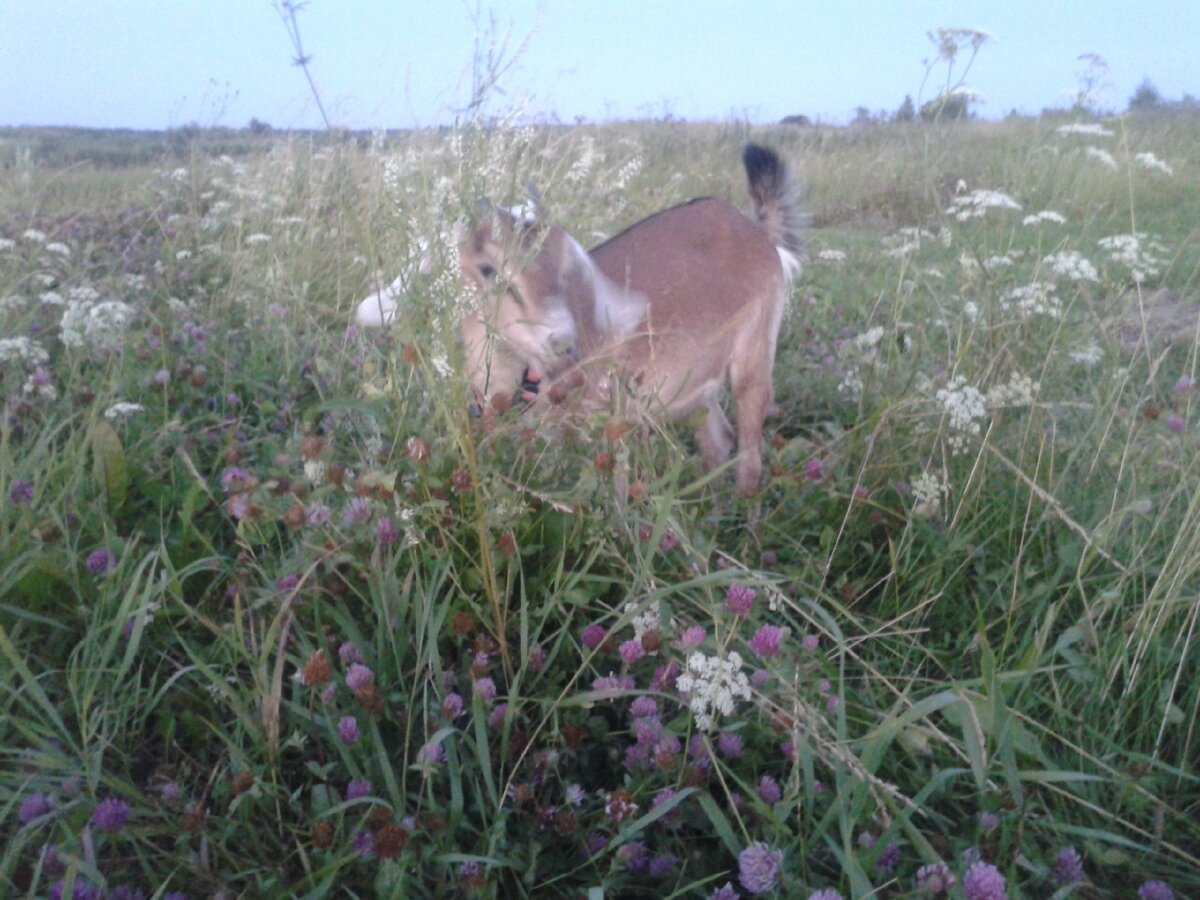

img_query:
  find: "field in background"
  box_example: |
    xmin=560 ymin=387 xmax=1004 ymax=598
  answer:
xmin=1 ymin=112 xmax=1198 ymax=897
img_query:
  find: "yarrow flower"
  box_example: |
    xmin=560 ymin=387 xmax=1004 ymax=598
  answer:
xmin=945 ymin=189 xmax=1021 ymax=221
xmin=962 ymin=861 xmax=1006 ymax=900
xmin=675 ymin=651 xmax=752 ymax=730
xmin=738 ymin=841 xmax=783 ymax=895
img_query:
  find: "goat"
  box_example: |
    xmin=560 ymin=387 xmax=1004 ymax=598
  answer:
xmin=457 ymin=143 xmax=804 ymax=495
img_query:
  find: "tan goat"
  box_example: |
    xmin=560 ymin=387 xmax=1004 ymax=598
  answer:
xmin=457 ymin=144 xmax=803 ymax=495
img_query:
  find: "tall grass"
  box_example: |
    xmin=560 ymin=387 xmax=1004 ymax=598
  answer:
xmin=1 ymin=108 xmax=1198 ymax=897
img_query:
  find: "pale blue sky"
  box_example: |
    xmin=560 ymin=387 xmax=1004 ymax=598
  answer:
xmin=2 ymin=1 xmax=1197 ymax=129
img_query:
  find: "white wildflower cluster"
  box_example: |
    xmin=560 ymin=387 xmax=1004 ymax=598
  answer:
xmin=1083 ymin=146 xmax=1118 ymax=171
xmin=0 ymin=336 xmax=49 ymax=367
xmin=566 ymin=135 xmax=602 ymax=185
xmin=1055 ymin=123 xmax=1114 ymax=138
xmin=1022 ymin=210 xmax=1067 ymax=227
xmin=675 ymin=650 xmax=752 ymax=731
xmin=985 ymin=371 xmax=1038 ymax=408
xmin=884 ymin=227 xmax=935 ymax=258
xmin=23 ymin=369 xmax=56 ymax=401
xmin=104 ymin=401 xmax=144 ymax=421
xmin=624 ymin=598 xmax=662 ymax=640
xmin=1002 ymin=282 xmax=1061 ymax=320
xmin=39 ymin=291 xmax=63 ymax=306
xmin=945 ymin=190 xmax=1021 ymax=221
xmin=1134 ymin=152 xmax=1173 ymax=176
xmin=390 ymin=503 xmax=422 ymax=550
xmin=855 ymin=326 xmax=885 ymax=352
xmin=22 ymin=229 xmax=47 ymax=243
xmin=244 ymin=233 xmax=271 ymax=246
xmin=303 ymin=459 xmax=327 ymax=486
xmin=935 ymin=375 xmax=986 ymax=453
xmin=60 ymin=288 xmax=135 ymax=354
xmin=984 ymin=254 xmax=1013 ymax=271
xmin=962 ymin=299 xmax=979 ymax=322
xmin=1097 ymin=233 xmax=1170 ymax=283
xmin=911 ymin=471 xmax=947 ymax=519
xmin=817 ymin=248 xmax=848 ymax=264
xmin=1043 ymin=250 xmax=1099 ymax=283
xmin=1069 ymin=344 xmax=1104 ymax=366
xmin=0 ymin=237 xmax=15 ymax=252
xmin=45 ymin=242 xmax=71 ymax=257
xmin=611 ymin=154 xmax=643 ymax=192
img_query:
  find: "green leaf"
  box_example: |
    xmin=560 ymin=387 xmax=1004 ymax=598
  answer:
xmin=91 ymin=419 xmax=129 ymax=510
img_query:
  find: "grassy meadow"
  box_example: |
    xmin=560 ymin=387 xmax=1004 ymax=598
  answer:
xmin=1 ymin=110 xmax=1199 ymax=898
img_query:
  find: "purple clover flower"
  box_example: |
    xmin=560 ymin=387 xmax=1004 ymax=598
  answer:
xmin=738 ymin=841 xmax=783 ymax=895
xmin=346 ymin=779 xmax=372 ymax=800
xmin=1051 ymin=845 xmax=1085 ymax=885
xmin=618 ymin=638 xmax=646 ymax=663
xmin=717 ymin=731 xmax=744 ymax=759
xmin=342 ymin=496 xmax=372 ymax=526
xmin=345 ymin=663 xmax=373 ymax=690
xmin=748 ymin=624 xmax=783 ymax=656
xmin=617 ymin=840 xmax=649 ymax=873
xmin=442 ymin=692 xmax=465 ymax=719
xmin=474 ymin=676 xmax=497 ymax=704
xmin=709 ymin=884 xmax=739 ymax=900
xmin=1138 ymin=882 xmax=1174 ymax=900
xmin=90 ymin=796 xmax=131 ymax=832
xmin=376 ymin=516 xmax=400 ymax=545
xmin=86 ymin=548 xmax=113 ymax=575
xmin=808 ymin=892 xmax=844 ymax=900
xmin=581 ymin=623 xmax=606 ymax=649
xmin=962 ymin=861 xmax=1006 ymax=900
xmin=19 ymin=791 xmax=53 ymax=824
xmin=629 ymin=696 xmax=658 ymax=718
xmin=757 ymin=775 xmax=782 ymax=805
xmin=351 ymin=829 xmax=375 ymax=857
xmin=725 ymin=583 xmax=757 ymax=616
xmin=336 ymin=716 xmax=360 ymax=744
xmin=875 ymin=840 xmax=901 ymax=873
xmin=9 ymin=478 xmax=34 ymax=505
xmin=679 ymin=624 xmax=706 ymax=648
xmin=804 ymin=458 xmax=824 ymax=481
xmin=648 ymin=853 xmax=678 ymax=878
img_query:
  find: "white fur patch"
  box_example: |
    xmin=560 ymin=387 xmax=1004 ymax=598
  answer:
xmin=566 ymin=235 xmax=647 ymax=338
xmin=354 ymin=275 xmax=405 ymax=326
xmin=777 ymin=247 xmax=803 ymax=284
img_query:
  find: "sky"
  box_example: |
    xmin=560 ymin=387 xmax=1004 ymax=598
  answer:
xmin=2 ymin=1 xmax=1198 ymax=130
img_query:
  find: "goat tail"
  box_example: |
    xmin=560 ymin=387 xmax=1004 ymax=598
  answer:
xmin=743 ymin=143 xmax=806 ymax=281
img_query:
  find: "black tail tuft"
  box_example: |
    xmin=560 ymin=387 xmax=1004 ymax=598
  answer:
xmin=742 ymin=143 xmax=806 ymax=270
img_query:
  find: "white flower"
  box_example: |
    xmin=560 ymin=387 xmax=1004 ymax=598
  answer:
xmin=1083 ymin=146 xmax=1118 ymax=171
xmin=1056 ymin=123 xmax=1114 ymax=138
xmin=1070 ymin=344 xmax=1103 ymax=366
xmin=39 ymin=291 xmax=64 ymax=306
xmin=60 ymin=296 xmax=135 ymax=353
xmin=1098 ymin=233 xmax=1170 ymax=283
xmin=45 ymin=242 xmax=71 ymax=257
xmin=245 ymin=233 xmax=271 ymax=246
xmin=1002 ymin=282 xmax=1061 ymax=320
xmin=1022 ymin=210 xmax=1067 ymax=227
xmin=945 ymin=190 xmax=1021 ymax=221
xmin=0 ymin=237 xmax=15 ymax=251
xmin=817 ymin=249 xmax=847 ymax=263
xmin=1043 ymin=250 xmax=1099 ymax=283
xmin=854 ymin=326 xmax=884 ymax=351
xmin=675 ymin=651 xmax=752 ymax=731
xmin=104 ymin=401 xmax=144 ymax=421
xmin=911 ymin=471 xmax=947 ymax=518
xmin=304 ymin=459 xmax=326 ymax=487
xmin=986 ymin=371 xmax=1038 ymax=408
xmin=22 ymin=229 xmax=47 ymax=243
xmin=1134 ymin=152 xmax=1173 ymax=176
xmin=169 ymin=167 xmax=189 ymax=181
xmin=935 ymin=375 xmax=986 ymax=454
xmin=0 ymin=337 xmax=49 ymax=367
xmin=623 ymin=598 xmax=662 ymax=640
